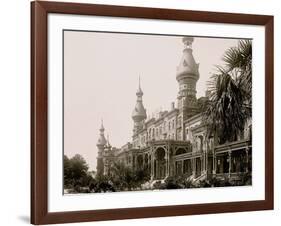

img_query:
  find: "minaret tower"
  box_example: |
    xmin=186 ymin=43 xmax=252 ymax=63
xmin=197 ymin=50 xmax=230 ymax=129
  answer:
xmin=96 ymin=120 xmax=107 ymax=176
xmin=176 ymin=37 xmax=200 ymax=119
xmin=132 ymin=77 xmax=147 ymax=134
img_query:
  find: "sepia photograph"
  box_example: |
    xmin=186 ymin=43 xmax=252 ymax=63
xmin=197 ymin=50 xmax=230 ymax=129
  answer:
xmin=30 ymin=2 xmax=273 ymax=224
xmin=63 ymin=31 xmax=252 ymax=194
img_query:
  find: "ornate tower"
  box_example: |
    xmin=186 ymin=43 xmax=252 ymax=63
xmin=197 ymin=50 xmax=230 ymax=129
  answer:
xmin=176 ymin=37 xmax=200 ymax=120
xmin=132 ymin=77 xmax=147 ymax=134
xmin=96 ymin=120 xmax=107 ymax=176
xmin=103 ymin=134 xmax=112 ymax=176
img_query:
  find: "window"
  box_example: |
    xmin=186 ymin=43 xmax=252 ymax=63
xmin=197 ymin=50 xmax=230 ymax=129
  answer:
xmin=186 ymin=129 xmax=189 ymax=140
xmin=178 ymin=132 xmax=181 ymax=140
xmin=178 ymin=116 xmax=182 ymax=126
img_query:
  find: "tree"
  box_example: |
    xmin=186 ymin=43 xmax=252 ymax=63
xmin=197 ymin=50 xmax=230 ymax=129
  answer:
xmin=110 ymin=162 xmax=136 ymax=191
xmin=64 ymin=154 xmax=91 ymax=191
xmin=69 ymin=154 xmax=89 ymax=181
xmin=63 ymin=155 xmax=72 ymax=188
xmin=204 ymin=40 xmax=252 ymax=144
xmin=223 ymin=40 xmax=252 ymax=105
xmin=107 ymin=162 xmax=150 ymax=191
xmin=92 ymin=174 xmax=116 ymax=193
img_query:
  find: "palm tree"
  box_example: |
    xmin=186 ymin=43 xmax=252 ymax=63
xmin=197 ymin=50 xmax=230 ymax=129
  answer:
xmin=223 ymin=40 xmax=252 ymax=105
xmin=204 ymin=40 xmax=252 ymax=144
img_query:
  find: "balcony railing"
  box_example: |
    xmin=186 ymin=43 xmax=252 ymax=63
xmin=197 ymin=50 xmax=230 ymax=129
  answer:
xmin=214 ymin=139 xmax=251 ymax=154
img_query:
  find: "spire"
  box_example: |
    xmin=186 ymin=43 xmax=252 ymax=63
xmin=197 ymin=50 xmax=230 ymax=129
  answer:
xmin=106 ymin=134 xmax=111 ymax=147
xmin=100 ymin=119 xmax=104 ymax=132
xmin=136 ymin=75 xmax=143 ymax=97
xmin=97 ymin=120 xmax=107 ymax=146
xmin=132 ymin=76 xmax=147 ymax=122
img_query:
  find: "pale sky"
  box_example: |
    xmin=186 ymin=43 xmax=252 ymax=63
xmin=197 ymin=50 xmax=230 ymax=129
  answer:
xmin=64 ymin=30 xmax=241 ymax=171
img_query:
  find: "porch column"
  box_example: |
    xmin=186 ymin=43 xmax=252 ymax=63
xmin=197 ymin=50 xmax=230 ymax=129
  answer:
xmin=213 ymin=155 xmax=216 ymax=174
xmin=201 ymin=157 xmax=203 ymax=174
xmin=202 ymin=153 xmax=205 ymax=173
xmin=228 ymin=151 xmax=232 ymax=177
xmin=202 ymin=137 xmax=206 ymax=173
xmin=173 ymin=161 xmax=176 ymax=176
xmin=180 ymin=160 xmax=183 ymax=174
xmin=151 ymin=151 xmax=154 ymax=180
xmin=143 ymin=154 xmax=145 ymax=169
xmin=155 ymin=160 xmax=158 ymax=180
xmin=148 ymin=154 xmax=151 ymax=176
xmin=165 ymin=150 xmax=169 ymax=177
xmin=245 ymin=147 xmax=249 ymax=173
xmin=205 ymin=152 xmax=208 ymax=174
xmin=192 ymin=158 xmax=196 ymax=177
xmin=166 ymin=145 xmax=170 ymax=177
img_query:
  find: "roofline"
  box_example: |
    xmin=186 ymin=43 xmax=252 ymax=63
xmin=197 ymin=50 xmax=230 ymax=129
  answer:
xmin=184 ymin=112 xmax=203 ymax=124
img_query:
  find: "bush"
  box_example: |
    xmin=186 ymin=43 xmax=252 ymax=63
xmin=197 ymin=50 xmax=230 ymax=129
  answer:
xmin=94 ymin=175 xmax=116 ymax=193
xmin=164 ymin=177 xmax=182 ymax=189
xmin=242 ymin=172 xmax=252 ymax=185
xmin=208 ymin=177 xmax=232 ymax=187
xmin=152 ymin=180 xmax=163 ymax=189
xmin=198 ymin=180 xmax=212 ymax=188
xmin=152 ymin=175 xmax=195 ymax=190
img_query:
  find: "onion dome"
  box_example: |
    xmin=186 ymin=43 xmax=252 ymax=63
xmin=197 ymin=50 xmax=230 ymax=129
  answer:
xmin=132 ymin=77 xmax=147 ymax=122
xmin=96 ymin=120 xmax=107 ymax=146
xmin=176 ymin=37 xmax=199 ymax=81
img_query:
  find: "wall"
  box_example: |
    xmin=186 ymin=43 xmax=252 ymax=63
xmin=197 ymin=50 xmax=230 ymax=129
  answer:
xmin=0 ymin=0 xmax=280 ymax=225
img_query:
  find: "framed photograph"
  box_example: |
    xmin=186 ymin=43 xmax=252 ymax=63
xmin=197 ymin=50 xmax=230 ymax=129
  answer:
xmin=31 ymin=1 xmax=274 ymax=225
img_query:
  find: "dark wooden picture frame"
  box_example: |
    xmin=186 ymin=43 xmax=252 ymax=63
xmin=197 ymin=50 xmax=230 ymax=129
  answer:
xmin=31 ymin=1 xmax=274 ymax=225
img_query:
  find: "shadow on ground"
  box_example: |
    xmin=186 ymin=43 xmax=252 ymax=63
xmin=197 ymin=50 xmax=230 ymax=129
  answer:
xmin=18 ymin=216 xmax=30 ymax=224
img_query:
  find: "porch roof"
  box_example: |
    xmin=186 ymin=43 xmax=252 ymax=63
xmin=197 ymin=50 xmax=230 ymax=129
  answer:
xmin=214 ymin=139 xmax=251 ymax=154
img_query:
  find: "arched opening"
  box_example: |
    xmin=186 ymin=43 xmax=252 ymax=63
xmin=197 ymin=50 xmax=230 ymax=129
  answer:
xmin=195 ymin=157 xmax=202 ymax=177
xmin=154 ymin=148 xmax=166 ymax=180
xmin=175 ymin=148 xmax=187 ymax=155
xmin=137 ymin=155 xmax=143 ymax=169
xmin=144 ymin=153 xmax=149 ymax=170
